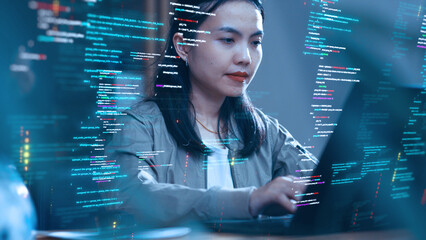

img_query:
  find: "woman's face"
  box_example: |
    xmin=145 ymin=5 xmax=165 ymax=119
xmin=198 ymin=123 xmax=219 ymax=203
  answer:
xmin=186 ymin=0 xmax=264 ymax=98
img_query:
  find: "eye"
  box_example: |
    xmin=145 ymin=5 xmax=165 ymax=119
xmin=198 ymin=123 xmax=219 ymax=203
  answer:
xmin=221 ymin=38 xmax=234 ymax=44
xmin=252 ymin=40 xmax=262 ymax=46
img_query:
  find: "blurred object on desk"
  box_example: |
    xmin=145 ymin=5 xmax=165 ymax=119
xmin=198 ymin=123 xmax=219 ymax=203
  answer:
xmin=0 ymin=155 xmax=37 ymax=240
xmin=35 ymin=226 xmax=191 ymax=239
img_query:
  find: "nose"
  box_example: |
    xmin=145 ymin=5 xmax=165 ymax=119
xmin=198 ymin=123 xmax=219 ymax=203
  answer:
xmin=235 ymin=43 xmax=251 ymax=66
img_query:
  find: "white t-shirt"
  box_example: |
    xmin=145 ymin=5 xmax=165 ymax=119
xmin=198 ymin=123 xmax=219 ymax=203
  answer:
xmin=204 ymin=142 xmax=234 ymax=189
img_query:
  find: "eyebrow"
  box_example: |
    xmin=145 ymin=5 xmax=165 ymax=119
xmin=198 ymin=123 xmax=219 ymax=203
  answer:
xmin=217 ymin=26 xmax=264 ymax=38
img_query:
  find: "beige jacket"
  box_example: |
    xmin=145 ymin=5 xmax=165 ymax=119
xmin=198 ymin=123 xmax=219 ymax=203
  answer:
xmin=104 ymin=100 xmax=318 ymax=226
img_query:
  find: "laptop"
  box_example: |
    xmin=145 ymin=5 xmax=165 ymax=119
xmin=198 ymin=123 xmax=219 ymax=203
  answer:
xmin=205 ymin=81 xmax=426 ymax=237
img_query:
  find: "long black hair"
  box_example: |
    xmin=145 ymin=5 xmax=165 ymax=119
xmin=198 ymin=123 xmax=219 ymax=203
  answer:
xmin=148 ymin=0 xmax=266 ymax=157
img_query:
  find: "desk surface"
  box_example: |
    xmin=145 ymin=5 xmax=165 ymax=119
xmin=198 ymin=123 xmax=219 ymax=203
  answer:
xmin=37 ymin=229 xmax=416 ymax=240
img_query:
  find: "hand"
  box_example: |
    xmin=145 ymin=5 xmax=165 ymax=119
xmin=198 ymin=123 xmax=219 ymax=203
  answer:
xmin=249 ymin=176 xmax=306 ymax=217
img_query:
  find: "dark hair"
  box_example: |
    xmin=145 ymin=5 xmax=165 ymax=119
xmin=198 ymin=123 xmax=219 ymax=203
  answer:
xmin=148 ymin=0 xmax=265 ymax=157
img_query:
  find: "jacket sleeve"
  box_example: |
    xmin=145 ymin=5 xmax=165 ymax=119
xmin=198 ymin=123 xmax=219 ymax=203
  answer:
xmin=103 ymin=113 xmax=255 ymax=227
xmin=265 ymin=116 xmax=319 ymax=179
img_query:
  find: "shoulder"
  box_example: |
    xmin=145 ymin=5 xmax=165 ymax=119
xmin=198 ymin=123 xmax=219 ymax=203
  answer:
xmin=106 ymin=101 xmax=160 ymax=154
xmin=253 ymin=107 xmax=286 ymax=137
xmin=253 ymin=107 xmax=301 ymax=150
xmin=254 ymin=108 xmax=318 ymax=163
xmin=114 ymin=100 xmax=167 ymax=137
xmin=124 ymin=100 xmax=163 ymax=123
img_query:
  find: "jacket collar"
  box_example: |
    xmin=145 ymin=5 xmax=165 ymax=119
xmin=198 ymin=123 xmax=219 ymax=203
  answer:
xmin=192 ymin=114 xmax=244 ymax=153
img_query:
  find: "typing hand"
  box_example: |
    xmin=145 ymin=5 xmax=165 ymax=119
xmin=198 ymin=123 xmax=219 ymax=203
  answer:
xmin=249 ymin=176 xmax=306 ymax=217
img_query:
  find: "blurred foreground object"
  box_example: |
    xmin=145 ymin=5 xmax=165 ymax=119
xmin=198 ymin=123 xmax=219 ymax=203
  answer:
xmin=0 ymin=157 xmax=36 ymax=240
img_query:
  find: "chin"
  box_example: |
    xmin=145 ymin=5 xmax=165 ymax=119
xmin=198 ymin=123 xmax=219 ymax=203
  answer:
xmin=225 ymin=88 xmax=245 ymax=97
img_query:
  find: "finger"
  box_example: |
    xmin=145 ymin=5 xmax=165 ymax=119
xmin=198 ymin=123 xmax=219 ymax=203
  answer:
xmin=287 ymin=175 xmax=308 ymax=188
xmin=273 ymin=176 xmax=297 ymax=200
xmin=284 ymin=175 xmax=305 ymax=192
xmin=280 ymin=176 xmax=294 ymax=183
xmin=283 ymin=182 xmax=305 ymax=201
xmin=286 ymin=188 xmax=300 ymax=201
xmin=294 ymin=182 xmax=306 ymax=195
xmin=287 ymin=175 xmax=307 ymax=192
xmin=287 ymin=175 xmax=297 ymax=180
xmin=277 ymin=194 xmax=297 ymax=213
xmin=293 ymin=185 xmax=305 ymax=201
xmin=275 ymin=177 xmax=305 ymax=201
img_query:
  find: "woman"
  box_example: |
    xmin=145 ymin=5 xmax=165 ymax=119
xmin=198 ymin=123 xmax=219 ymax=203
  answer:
xmin=106 ymin=0 xmax=317 ymax=226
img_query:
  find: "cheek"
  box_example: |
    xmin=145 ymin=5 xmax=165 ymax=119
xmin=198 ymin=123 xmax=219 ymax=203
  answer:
xmin=190 ymin=49 xmax=221 ymax=81
xmin=255 ymin=49 xmax=263 ymax=63
xmin=252 ymin=49 xmax=263 ymax=69
xmin=203 ymin=42 xmax=229 ymax=69
xmin=204 ymin=55 xmax=223 ymax=75
xmin=196 ymin=46 xmax=215 ymax=65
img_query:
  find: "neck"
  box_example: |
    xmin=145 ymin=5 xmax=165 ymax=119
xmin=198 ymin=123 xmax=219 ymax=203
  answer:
xmin=190 ymin=80 xmax=225 ymax=127
xmin=191 ymin=89 xmax=225 ymax=123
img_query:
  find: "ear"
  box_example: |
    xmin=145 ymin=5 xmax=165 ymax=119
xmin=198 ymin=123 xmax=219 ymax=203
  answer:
xmin=172 ymin=32 xmax=190 ymax=63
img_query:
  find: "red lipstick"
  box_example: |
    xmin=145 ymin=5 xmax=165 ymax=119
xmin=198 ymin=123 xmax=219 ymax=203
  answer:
xmin=226 ymin=71 xmax=249 ymax=83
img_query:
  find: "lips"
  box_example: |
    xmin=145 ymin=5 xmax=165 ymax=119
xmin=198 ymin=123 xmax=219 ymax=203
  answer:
xmin=226 ymin=71 xmax=249 ymax=83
